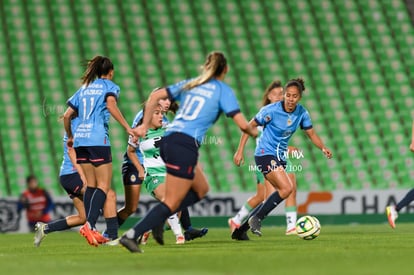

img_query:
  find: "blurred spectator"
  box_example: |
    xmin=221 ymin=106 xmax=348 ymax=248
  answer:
xmin=17 ymin=175 xmax=54 ymax=231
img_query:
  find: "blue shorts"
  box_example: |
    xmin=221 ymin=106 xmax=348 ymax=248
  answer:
xmin=254 ymin=155 xmax=287 ymax=176
xmin=60 ymin=173 xmax=83 ymax=199
xmin=122 ymin=162 xmax=143 ymax=186
xmin=160 ymin=132 xmax=199 ymax=180
xmin=75 ymin=146 xmax=112 ymax=166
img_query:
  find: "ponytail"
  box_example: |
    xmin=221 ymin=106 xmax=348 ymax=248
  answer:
xmin=81 ymin=56 xmax=114 ymax=86
xmin=183 ymin=51 xmax=227 ymax=90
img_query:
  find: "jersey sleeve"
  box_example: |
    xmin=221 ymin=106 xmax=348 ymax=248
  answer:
xmin=254 ymin=105 xmax=272 ymax=126
xmin=166 ymin=79 xmax=192 ymax=102
xmin=104 ymin=83 xmax=120 ymax=102
xmin=219 ymin=84 xmax=240 ymax=117
xmin=67 ymin=89 xmax=81 ymax=113
xmin=300 ymin=108 xmax=313 ymax=130
xmin=128 ymin=135 xmax=139 ymax=148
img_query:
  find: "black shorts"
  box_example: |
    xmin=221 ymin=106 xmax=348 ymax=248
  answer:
xmin=75 ymin=146 xmax=112 ymax=166
xmin=60 ymin=173 xmax=83 ymax=199
xmin=255 ymin=155 xmax=287 ymax=176
xmin=122 ymin=162 xmax=143 ymax=186
xmin=160 ymin=132 xmax=199 ymax=179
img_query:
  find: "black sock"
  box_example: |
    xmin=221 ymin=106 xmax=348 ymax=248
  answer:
xmin=45 ymin=219 xmax=69 ymax=234
xmin=396 ymin=188 xmax=414 ymax=211
xmin=255 ymin=191 xmax=283 ymax=220
xmin=129 ymin=202 xmax=172 ymax=240
xmin=87 ymin=188 xmax=106 ymax=228
xmin=117 ymin=214 xmax=126 ymax=227
xmin=177 ymin=190 xmax=200 ymax=212
xmin=84 ymin=187 xmax=96 ymax=217
xmin=105 ymin=217 xmax=118 ymax=239
xmin=180 ymin=208 xmax=192 ymax=231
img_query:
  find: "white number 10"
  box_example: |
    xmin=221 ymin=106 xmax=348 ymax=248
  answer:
xmin=176 ymin=95 xmax=205 ymax=120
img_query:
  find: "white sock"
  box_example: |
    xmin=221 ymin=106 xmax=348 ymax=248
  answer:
xmin=286 ymin=211 xmax=297 ymax=231
xmin=167 ymin=213 xmax=183 ymax=236
xmin=232 ymin=204 xmax=251 ymax=225
xmin=125 ymin=229 xmax=136 ymax=239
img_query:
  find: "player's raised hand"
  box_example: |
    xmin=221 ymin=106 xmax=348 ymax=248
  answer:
xmin=233 ymin=150 xmax=244 ymax=166
xmin=322 ymin=147 xmax=333 ymax=159
xmin=132 ymin=125 xmax=147 ymax=138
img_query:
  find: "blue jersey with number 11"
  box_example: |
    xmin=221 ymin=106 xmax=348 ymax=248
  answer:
xmin=166 ymin=78 xmax=241 ymax=144
xmin=67 ymin=78 xmax=120 ymax=147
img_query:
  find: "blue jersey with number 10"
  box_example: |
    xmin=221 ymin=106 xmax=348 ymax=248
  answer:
xmin=165 ymin=78 xmax=241 ymax=144
xmin=67 ymin=78 xmax=120 ymax=147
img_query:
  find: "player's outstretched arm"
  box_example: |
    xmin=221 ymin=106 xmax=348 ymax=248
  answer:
xmin=233 ymin=118 xmax=258 ymax=166
xmin=304 ymin=128 xmax=332 ymax=159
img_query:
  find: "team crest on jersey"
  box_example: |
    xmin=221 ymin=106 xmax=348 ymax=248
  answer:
xmin=130 ymin=174 xmax=137 ymax=182
xmin=265 ymin=115 xmax=271 ymax=122
xmin=287 ymin=118 xmax=292 ymax=126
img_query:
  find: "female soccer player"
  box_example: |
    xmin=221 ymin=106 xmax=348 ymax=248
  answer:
xmin=117 ymin=96 xmax=208 ymax=243
xmin=63 ymin=56 xmax=137 ymax=246
xmin=34 ymin=117 xmax=118 ymax=246
xmin=230 ymin=80 xmax=299 ymax=236
xmin=386 ymin=120 xmax=414 ymax=228
xmin=232 ymin=78 xmax=332 ymax=238
xmin=119 ymin=51 xmax=258 ymax=252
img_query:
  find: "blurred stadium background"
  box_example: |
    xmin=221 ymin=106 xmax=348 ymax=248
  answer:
xmin=0 ymin=0 xmax=413 ymax=198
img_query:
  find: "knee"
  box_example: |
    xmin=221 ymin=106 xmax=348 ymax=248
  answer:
xmin=106 ymin=189 xmax=117 ymax=201
xmin=279 ymin=185 xmax=293 ymax=199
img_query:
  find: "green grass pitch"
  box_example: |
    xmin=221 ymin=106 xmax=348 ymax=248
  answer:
xmin=0 ymin=224 xmax=412 ymax=275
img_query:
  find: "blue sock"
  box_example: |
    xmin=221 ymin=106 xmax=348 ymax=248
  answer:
xmin=87 ymin=188 xmax=106 ymax=228
xmin=255 ymin=191 xmax=283 ymax=220
xmin=128 ymin=202 xmax=172 ymax=240
xmin=105 ymin=217 xmax=118 ymax=239
xmin=180 ymin=208 xmax=192 ymax=231
xmin=177 ymin=190 xmax=200 ymax=212
xmin=396 ymin=188 xmax=414 ymax=211
xmin=84 ymin=187 xmax=96 ymax=217
xmin=45 ymin=219 xmax=69 ymax=234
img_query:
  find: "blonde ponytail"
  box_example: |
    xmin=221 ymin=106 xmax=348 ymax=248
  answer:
xmin=184 ymin=51 xmax=227 ymax=90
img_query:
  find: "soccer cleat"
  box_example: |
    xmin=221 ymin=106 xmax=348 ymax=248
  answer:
xmin=34 ymin=222 xmax=47 ymax=247
xmin=285 ymin=228 xmax=297 ymax=236
xmin=119 ymin=235 xmax=142 ymax=253
xmin=92 ymin=230 xmax=110 ymax=244
xmin=176 ymin=234 xmax=185 ymax=244
xmin=386 ymin=205 xmax=398 ymax=229
xmin=228 ymin=218 xmax=240 ymax=233
xmin=248 ymin=216 xmax=262 ymax=237
xmin=231 ymin=227 xmax=250 ymax=241
xmin=103 ymin=237 xmax=120 ymax=246
xmin=184 ymin=227 xmax=209 ymax=241
xmin=139 ymin=231 xmax=151 ymax=245
xmin=152 ymin=223 xmax=165 ymax=245
xmin=79 ymin=222 xmax=98 ymax=247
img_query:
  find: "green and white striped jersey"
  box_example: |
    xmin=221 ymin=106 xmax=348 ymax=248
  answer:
xmin=138 ymin=127 xmax=166 ymax=177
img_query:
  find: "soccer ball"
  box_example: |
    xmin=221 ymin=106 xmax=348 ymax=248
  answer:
xmin=295 ymin=215 xmax=321 ymax=240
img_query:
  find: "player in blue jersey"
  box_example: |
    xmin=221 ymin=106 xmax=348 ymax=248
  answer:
xmin=118 ymin=95 xmax=208 ymax=244
xmin=119 ymin=51 xmax=258 ymax=252
xmin=232 ymin=78 xmax=332 ymax=239
xmin=63 ymin=56 xmax=137 ymax=247
xmin=386 ymin=121 xmax=414 ymax=228
xmin=33 ymin=117 xmax=118 ymax=246
xmin=230 ymin=80 xmax=300 ymax=237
